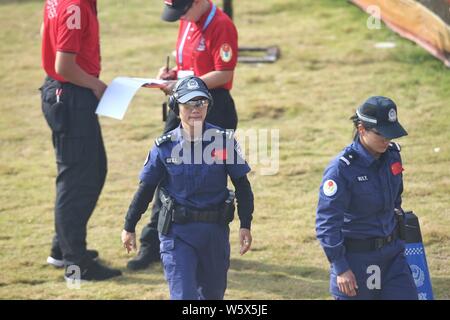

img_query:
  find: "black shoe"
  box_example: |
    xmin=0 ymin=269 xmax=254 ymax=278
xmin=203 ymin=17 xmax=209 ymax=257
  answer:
xmin=47 ymin=250 xmax=99 ymax=268
xmin=64 ymin=260 xmax=122 ymax=282
xmin=127 ymin=247 xmax=160 ymax=271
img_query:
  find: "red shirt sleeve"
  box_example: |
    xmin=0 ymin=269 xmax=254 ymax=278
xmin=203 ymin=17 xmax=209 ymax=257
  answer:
xmin=210 ymin=20 xmax=238 ymax=71
xmin=56 ymin=1 xmax=86 ymax=54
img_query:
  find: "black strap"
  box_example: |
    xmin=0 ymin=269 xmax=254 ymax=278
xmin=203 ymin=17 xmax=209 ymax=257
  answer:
xmin=172 ymin=206 xmax=222 ymax=224
xmin=344 ymin=226 xmax=400 ymax=253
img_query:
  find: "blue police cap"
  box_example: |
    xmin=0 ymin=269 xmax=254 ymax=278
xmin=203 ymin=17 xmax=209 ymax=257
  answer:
xmin=356 ymin=96 xmax=408 ymax=139
xmin=173 ymin=76 xmax=211 ymax=103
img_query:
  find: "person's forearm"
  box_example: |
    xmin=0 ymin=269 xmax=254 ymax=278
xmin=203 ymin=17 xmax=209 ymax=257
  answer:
xmin=124 ymin=181 xmax=158 ymax=233
xmin=231 ymin=175 xmax=254 ymax=229
xmin=200 ymin=70 xmax=233 ymax=89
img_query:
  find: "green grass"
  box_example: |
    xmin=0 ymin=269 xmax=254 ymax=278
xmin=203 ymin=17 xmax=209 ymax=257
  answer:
xmin=0 ymin=0 xmax=449 ymax=299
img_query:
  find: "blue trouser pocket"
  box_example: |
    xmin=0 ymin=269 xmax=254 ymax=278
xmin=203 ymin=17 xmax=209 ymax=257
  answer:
xmin=160 ymin=239 xmax=176 ymax=280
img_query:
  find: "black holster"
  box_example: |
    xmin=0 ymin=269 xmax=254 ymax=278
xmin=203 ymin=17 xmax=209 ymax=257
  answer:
xmin=157 ymin=188 xmax=174 ymax=235
xmin=219 ymin=190 xmax=235 ymax=225
xmin=395 ymin=208 xmax=406 ymax=240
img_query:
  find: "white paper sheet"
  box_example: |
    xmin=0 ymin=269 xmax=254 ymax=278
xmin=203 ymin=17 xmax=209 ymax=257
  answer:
xmin=95 ymin=77 xmax=167 ymax=120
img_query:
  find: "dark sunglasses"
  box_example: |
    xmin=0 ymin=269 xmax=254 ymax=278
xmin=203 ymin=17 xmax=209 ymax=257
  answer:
xmin=182 ymin=99 xmax=209 ymax=109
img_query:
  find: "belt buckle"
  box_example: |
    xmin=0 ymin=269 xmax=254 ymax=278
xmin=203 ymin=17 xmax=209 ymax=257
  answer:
xmin=374 ymin=238 xmax=384 ymax=250
xmin=386 ymin=235 xmax=393 ymax=243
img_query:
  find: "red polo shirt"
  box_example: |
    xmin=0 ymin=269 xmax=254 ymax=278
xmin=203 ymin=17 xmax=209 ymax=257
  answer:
xmin=175 ymin=1 xmax=238 ymax=90
xmin=41 ymin=0 xmax=100 ymax=82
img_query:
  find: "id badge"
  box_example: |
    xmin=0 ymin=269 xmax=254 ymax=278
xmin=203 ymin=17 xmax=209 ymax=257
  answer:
xmin=177 ymin=70 xmax=195 ymax=79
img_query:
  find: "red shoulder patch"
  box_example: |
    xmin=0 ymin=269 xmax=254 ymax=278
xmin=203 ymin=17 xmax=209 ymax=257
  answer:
xmin=391 ymin=162 xmax=404 ymax=175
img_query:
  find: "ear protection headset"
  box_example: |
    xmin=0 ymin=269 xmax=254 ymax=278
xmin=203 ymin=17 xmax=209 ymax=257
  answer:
xmin=168 ymin=76 xmax=214 ymax=116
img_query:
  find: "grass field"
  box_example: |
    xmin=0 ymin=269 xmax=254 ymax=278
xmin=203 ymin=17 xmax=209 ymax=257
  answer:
xmin=0 ymin=0 xmax=449 ymax=299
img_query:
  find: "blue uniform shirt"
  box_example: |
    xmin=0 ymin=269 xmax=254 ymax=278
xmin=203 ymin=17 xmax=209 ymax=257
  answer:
xmin=139 ymin=122 xmax=251 ymax=210
xmin=316 ymin=138 xmax=404 ymax=275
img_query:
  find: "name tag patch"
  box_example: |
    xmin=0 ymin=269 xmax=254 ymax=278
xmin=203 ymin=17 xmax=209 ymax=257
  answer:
xmin=166 ymin=157 xmax=181 ymax=165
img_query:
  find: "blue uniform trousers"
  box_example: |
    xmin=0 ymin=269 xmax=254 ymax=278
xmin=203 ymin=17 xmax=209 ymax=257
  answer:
xmin=331 ymin=239 xmax=418 ymax=300
xmin=159 ymin=222 xmax=230 ymax=300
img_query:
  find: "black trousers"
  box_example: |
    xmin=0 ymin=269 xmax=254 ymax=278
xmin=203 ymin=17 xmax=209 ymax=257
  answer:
xmin=41 ymin=77 xmax=107 ymax=265
xmin=139 ymin=89 xmax=238 ymax=250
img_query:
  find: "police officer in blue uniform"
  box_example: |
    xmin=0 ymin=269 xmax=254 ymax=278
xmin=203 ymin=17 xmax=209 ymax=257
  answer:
xmin=316 ymin=96 xmax=417 ymax=300
xmin=121 ymin=76 xmax=254 ymax=299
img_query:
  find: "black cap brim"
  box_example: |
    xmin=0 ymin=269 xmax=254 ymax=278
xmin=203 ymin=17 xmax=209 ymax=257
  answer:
xmin=177 ymin=91 xmax=210 ymax=103
xmin=377 ymin=122 xmax=408 ymax=139
xmin=161 ymin=6 xmax=184 ymax=22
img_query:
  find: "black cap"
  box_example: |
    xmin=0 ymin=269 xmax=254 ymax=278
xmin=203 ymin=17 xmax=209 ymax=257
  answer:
xmin=173 ymin=76 xmax=211 ymax=103
xmin=356 ymin=96 xmax=408 ymax=139
xmin=161 ymin=0 xmax=193 ymax=22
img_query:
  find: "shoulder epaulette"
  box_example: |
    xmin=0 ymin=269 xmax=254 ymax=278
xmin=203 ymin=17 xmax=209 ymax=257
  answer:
xmin=155 ymin=133 xmax=172 ymax=147
xmin=388 ymin=142 xmax=401 ymax=152
xmin=339 ymin=150 xmax=358 ymax=166
xmin=215 ymin=129 xmax=234 ymax=140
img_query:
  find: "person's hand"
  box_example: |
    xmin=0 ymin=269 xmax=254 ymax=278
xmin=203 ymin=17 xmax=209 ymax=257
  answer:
xmin=160 ymin=80 xmax=177 ymax=95
xmin=337 ymin=269 xmax=358 ymax=296
xmin=157 ymin=66 xmax=177 ymax=81
xmin=92 ymin=80 xmax=107 ymax=100
xmin=239 ymin=228 xmax=252 ymax=255
xmin=121 ymin=230 xmax=137 ymax=254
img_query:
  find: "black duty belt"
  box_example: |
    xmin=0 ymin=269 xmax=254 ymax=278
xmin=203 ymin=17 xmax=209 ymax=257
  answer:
xmin=344 ymin=226 xmax=400 ymax=253
xmin=172 ymin=206 xmax=222 ymax=224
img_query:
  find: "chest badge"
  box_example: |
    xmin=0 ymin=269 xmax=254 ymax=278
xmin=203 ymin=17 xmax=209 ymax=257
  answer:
xmin=196 ymin=37 xmax=206 ymax=51
xmin=357 ymin=175 xmax=368 ymax=182
xmin=211 ymin=149 xmax=227 ymax=161
xmin=323 ymin=179 xmax=338 ymax=197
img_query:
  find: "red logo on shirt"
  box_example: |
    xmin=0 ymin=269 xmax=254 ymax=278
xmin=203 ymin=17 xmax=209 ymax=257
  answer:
xmin=220 ymin=43 xmax=232 ymax=63
xmin=391 ymin=162 xmax=404 ymax=175
xmin=212 ymin=149 xmax=227 ymax=161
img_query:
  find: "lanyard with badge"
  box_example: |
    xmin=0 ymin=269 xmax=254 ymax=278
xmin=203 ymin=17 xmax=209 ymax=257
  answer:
xmin=177 ymin=4 xmax=216 ymax=79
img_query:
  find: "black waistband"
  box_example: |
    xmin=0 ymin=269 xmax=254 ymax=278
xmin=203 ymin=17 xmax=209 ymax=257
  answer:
xmin=344 ymin=226 xmax=400 ymax=253
xmin=44 ymin=76 xmax=93 ymax=92
xmin=172 ymin=206 xmax=222 ymax=224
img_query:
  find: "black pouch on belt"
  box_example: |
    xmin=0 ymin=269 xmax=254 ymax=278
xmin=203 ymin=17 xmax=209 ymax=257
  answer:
xmin=395 ymin=208 xmax=406 ymax=240
xmin=220 ymin=190 xmax=235 ymax=225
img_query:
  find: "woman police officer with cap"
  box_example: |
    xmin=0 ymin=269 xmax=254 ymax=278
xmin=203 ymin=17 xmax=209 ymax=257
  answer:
xmin=127 ymin=0 xmax=240 ymax=270
xmin=121 ymin=76 xmax=254 ymax=300
xmin=316 ymin=96 xmax=417 ymax=300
